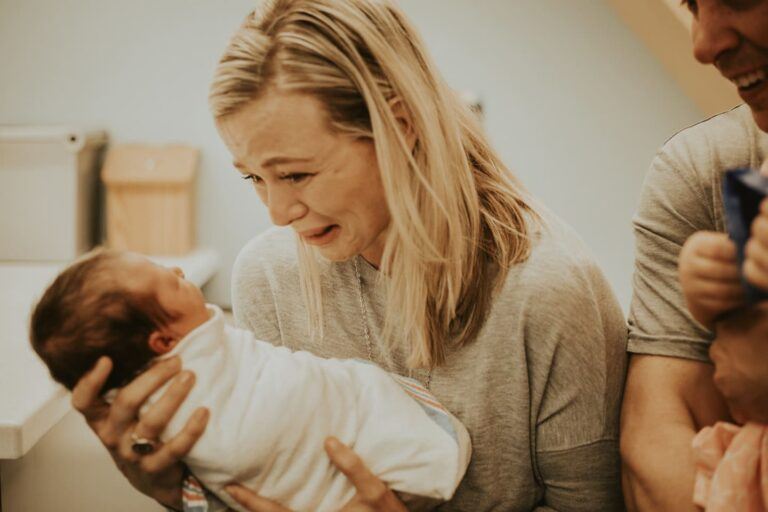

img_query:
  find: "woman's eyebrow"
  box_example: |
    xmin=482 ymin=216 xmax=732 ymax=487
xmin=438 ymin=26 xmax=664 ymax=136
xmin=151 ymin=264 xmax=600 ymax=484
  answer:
xmin=233 ymin=157 xmax=312 ymax=172
xmin=261 ymin=156 xmax=312 ymax=168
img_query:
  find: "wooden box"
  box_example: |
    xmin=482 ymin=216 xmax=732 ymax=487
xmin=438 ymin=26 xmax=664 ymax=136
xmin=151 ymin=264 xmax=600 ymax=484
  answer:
xmin=102 ymin=144 xmax=198 ymax=256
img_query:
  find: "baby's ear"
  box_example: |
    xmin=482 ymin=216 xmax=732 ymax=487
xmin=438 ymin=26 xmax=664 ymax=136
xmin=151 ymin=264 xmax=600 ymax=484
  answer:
xmin=148 ymin=330 xmax=177 ymax=355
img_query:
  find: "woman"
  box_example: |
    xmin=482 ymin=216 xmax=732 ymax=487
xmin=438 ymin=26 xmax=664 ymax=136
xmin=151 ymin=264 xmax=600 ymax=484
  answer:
xmin=72 ymin=1 xmax=627 ymax=510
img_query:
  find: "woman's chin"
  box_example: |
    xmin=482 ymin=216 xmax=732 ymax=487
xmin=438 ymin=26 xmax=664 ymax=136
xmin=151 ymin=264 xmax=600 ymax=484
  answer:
xmin=316 ymin=246 xmax=354 ymax=263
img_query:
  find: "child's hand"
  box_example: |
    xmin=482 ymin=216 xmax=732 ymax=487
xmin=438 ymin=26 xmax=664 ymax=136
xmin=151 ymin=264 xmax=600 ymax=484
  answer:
xmin=743 ymin=159 xmax=768 ymax=291
xmin=679 ymin=231 xmax=745 ymax=329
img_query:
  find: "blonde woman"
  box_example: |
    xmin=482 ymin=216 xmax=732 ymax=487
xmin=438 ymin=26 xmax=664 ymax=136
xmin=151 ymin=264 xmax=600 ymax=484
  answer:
xmin=72 ymin=1 xmax=627 ymax=510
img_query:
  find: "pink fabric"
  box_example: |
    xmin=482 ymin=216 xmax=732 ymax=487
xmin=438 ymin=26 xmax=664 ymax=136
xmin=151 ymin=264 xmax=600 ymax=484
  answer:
xmin=692 ymin=421 xmax=768 ymax=512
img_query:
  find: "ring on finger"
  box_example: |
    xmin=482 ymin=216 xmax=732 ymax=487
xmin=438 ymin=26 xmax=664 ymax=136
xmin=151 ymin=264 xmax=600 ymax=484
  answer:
xmin=130 ymin=431 xmax=158 ymax=455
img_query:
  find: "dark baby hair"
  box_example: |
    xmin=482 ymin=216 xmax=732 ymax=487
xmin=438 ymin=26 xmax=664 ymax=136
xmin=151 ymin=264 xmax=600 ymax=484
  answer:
xmin=30 ymin=249 xmax=176 ymax=392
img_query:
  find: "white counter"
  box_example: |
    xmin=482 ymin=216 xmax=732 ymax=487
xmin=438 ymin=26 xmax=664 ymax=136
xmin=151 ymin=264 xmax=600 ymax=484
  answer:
xmin=0 ymin=249 xmax=219 ymax=459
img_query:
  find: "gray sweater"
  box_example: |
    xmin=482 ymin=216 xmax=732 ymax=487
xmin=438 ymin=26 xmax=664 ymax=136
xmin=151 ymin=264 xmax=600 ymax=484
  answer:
xmin=231 ymin=214 xmax=627 ymax=511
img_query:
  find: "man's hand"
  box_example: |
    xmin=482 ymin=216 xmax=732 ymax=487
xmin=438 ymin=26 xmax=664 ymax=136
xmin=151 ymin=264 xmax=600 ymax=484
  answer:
xmin=678 ymin=231 xmax=745 ymax=329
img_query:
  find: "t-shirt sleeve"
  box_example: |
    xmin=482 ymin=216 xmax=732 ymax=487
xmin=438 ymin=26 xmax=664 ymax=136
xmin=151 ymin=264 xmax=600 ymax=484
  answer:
xmin=521 ymin=242 xmax=627 ymax=511
xmin=628 ymin=139 xmax=719 ymax=362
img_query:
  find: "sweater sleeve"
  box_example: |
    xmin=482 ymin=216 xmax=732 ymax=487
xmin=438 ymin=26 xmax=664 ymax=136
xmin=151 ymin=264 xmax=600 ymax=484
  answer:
xmin=230 ymin=229 xmax=288 ymax=345
xmin=521 ymin=237 xmax=627 ymax=511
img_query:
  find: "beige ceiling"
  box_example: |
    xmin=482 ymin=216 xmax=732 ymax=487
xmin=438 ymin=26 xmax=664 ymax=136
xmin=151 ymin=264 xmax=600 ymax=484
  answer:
xmin=606 ymin=0 xmax=741 ymax=116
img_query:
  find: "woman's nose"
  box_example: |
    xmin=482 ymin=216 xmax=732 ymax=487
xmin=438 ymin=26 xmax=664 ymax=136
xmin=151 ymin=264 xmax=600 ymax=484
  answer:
xmin=264 ymin=185 xmax=308 ymax=226
xmin=692 ymin=5 xmax=741 ymax=66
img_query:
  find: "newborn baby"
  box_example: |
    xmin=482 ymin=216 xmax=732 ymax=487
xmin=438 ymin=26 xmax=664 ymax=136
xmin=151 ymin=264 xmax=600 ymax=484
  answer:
xmin=30 ymin=249 xmax=471 ymax=512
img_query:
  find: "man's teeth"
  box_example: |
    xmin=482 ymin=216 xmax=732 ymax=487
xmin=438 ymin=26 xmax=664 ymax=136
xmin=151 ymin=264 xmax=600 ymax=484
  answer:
xmin=734 ymin=69 xmax=767 ymax=90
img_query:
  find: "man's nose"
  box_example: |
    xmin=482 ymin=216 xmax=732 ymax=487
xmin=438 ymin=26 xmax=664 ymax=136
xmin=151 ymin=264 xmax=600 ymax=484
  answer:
xmin=265 ymin=185 xmax=308 ymax=226
xmin=692 ymin=5 xmax=740 ymax=66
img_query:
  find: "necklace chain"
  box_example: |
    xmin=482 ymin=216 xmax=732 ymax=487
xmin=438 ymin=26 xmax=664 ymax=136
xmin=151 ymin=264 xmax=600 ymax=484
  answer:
xmin=352 ymin=258 xmax=432 ymax=390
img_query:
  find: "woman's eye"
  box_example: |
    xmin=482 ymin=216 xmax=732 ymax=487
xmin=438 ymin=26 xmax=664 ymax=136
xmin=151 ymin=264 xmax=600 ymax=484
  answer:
xmin=242 ymin=174 xmax=263 ymax=185
xmin=284 ymin=173 xmax=312 ymax=183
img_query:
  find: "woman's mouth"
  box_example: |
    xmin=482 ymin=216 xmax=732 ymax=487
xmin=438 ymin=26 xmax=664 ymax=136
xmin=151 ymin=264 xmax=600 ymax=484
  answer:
xmin=300 ymin=225 xmax=340 ymax=246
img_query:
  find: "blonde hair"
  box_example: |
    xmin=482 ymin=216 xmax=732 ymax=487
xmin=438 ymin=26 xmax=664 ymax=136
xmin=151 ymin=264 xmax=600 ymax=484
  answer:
xmin=210 ymin=0 xmax=540 ymax=368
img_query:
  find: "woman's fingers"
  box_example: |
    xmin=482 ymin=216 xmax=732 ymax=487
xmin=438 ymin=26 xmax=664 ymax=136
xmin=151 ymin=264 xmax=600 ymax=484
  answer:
xmin=107 ymin=357 xmax=183 ymax=435
xmin=135 ymin=370 xmax=196 ymax=441
xmin=71 ymin=356 xmax=113 ymax=426
xmin=140 ymin=407 xmax=210 ymax=475
xmin=326 ymin=437 xmax=407 ymax=512
xmin=225 ymin=484 xmax=293 ymax=512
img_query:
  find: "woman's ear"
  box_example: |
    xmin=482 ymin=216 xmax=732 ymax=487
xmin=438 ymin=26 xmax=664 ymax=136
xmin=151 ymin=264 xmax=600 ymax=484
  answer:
xmin=388 ymin=97 xmax=417 ymax=152
xmin=148 ymin=330 xmax=178 ymax=355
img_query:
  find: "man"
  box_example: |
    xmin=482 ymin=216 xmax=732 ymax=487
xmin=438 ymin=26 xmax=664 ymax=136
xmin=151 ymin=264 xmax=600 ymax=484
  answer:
xmin=621 ymin=1 xmax=768 ymax=511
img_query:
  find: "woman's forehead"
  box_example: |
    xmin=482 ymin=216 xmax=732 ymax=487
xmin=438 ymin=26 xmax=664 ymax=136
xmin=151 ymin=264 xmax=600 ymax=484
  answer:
xmin=221 ymin=92 xmax=341 ymax=168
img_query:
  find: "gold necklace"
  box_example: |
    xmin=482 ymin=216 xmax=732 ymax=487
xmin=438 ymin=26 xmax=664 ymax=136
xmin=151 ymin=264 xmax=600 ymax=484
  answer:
xmin=352 ymin=257 xmax=432 ymax=389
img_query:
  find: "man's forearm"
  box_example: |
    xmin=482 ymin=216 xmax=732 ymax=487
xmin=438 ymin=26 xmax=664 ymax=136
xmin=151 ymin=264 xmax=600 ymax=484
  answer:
xmin=620 ymin=355 xmax=730 ymax=512
xmin=621 ymin=423 xmax=700 ymax=512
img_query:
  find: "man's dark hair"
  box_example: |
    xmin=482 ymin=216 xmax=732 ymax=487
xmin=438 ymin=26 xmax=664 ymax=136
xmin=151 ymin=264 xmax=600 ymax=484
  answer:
xmin=30 ymin=249 xmax=176 ymax=392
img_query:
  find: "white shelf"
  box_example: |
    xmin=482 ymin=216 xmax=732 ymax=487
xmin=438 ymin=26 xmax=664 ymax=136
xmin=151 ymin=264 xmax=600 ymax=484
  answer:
xmin=0 ymin=249 xmax=219 ymax=459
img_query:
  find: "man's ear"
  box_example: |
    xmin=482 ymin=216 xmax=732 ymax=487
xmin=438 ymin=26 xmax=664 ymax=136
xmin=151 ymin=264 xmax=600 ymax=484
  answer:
xmin=148 ymin=330 xmax=178 ymax=355
xmin=388 ymin=97 xmax=417 ymax=152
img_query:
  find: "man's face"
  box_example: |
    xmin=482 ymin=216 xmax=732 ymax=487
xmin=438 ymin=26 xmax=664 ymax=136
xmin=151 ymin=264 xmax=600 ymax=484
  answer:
xmin=687 ymin=0 xmax=768 ymax=130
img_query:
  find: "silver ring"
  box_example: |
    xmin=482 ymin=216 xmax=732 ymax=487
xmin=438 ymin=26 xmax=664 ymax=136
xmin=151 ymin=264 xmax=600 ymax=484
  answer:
xmin=130 ymin=432 xmax=158 ymax=455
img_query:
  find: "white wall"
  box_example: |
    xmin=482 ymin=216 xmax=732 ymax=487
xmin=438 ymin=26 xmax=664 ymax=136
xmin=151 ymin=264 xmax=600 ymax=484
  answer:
xmin=0 ymin=0 xmax=705 ymax=310
xmin=0 ymin=1 xmax=712 ymax=510
xmin=0 ymin=0 xmax=700 ymax=305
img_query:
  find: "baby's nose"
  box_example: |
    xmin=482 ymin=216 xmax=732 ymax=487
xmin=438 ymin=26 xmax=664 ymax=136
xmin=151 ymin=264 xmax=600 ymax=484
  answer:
xmin=172 ymin=266 xmax=185 ymax=278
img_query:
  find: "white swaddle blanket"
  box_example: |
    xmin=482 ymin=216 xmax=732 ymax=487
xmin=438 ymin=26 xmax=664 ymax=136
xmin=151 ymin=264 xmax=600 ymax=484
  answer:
xmin=145 ymin=305 xmax=471 ymax=512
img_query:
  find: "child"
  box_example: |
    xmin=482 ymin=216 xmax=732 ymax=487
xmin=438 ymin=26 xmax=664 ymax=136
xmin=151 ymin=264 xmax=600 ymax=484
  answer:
xmin=678 ymin=165 xmax=768 ymax=512
xmin=30 ymin=249 xmax=471 ymax=512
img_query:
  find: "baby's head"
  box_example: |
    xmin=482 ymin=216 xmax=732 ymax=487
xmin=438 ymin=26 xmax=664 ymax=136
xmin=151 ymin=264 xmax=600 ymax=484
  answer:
xmin=30 ymin=248 xmax=209 ymax=392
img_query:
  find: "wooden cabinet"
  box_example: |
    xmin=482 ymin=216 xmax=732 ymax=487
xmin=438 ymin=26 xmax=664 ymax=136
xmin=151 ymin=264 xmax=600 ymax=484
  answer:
xmin=102 ymin=144 xmax=198 ymax=256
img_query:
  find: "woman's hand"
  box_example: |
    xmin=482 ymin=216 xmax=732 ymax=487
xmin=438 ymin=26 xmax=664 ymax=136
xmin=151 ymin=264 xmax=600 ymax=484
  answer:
xmin=71 ymin=356 xmax=209 ymax=509
xmin=678 ymin=230 xmax=745 ymax=329
xmin=225 ymin=437 xmax=407 ymax=512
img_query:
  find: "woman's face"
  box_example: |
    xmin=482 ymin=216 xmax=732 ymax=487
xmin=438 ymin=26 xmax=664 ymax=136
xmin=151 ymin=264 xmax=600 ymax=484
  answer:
xmin=217 ymin=91 xmax=391 ymax=267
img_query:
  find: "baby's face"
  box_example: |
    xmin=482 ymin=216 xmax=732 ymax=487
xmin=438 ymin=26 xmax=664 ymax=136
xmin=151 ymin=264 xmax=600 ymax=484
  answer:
xmin=118 ymin=253 xmax=210 ymax=337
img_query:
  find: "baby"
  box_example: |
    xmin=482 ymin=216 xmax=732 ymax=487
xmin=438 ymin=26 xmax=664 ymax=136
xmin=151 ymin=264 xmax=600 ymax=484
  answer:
xmin=679 ymin=167 xmax=768 ymax=512
xmin=30 ymin=249 xmax=471 ymax=512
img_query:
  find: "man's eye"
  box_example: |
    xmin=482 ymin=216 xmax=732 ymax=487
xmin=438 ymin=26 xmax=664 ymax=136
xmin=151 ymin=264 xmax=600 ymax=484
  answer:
xmin=242 ymin=174 xmax=263 ymax=184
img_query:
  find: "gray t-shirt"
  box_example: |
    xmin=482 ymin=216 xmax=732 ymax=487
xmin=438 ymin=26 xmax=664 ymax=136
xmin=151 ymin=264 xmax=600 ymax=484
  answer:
xmin=629 ymin=104 xmax=768 ymax=361
xmin=231 ymin=213 xmax=627 ymax=511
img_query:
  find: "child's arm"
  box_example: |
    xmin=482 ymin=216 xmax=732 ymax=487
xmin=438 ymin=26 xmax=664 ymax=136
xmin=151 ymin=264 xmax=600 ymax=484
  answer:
xmin=678 ymin=231 xmax=745 ymax=330
xmin=744 ymin=161 xmax=768 ymax=290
